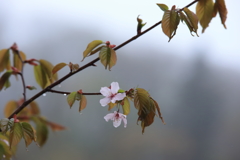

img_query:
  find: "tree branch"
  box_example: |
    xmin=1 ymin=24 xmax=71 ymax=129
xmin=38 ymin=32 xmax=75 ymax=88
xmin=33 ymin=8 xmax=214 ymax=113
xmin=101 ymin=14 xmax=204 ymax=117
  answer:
xmin=7 ymin=0 xmax=199 ymax=119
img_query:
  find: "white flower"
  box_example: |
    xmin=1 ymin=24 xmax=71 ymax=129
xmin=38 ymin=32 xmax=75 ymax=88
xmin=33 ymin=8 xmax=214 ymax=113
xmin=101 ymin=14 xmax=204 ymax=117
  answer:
xmin=100 ymin=82 xmax=126 ymax=106
xmin=104 ymin=111 xmax=127 ymax=128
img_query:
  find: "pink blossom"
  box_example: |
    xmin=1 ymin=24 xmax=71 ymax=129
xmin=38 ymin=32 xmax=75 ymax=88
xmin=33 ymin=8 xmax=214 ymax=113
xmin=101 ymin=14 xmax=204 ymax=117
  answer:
xmin=104 ymin=111 xmax=127 ymax=128
xmin=100 ymin=82 xmax=126 ymax=106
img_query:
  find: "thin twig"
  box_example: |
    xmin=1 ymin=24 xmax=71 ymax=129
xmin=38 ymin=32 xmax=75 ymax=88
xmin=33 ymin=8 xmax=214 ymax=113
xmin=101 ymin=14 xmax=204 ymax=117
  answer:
xmin=47 ymin=89 xmax=101 ymax=95
xmin=7 ymin=0 xmax=199 ymax=119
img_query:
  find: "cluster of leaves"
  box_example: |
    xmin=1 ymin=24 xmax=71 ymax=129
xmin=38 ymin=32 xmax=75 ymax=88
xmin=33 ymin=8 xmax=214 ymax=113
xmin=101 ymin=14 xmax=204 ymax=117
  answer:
xmin=0 ymin=100 xmax=65 ymax=159
xmin=157 ymin=0 xmax=227 ymax=41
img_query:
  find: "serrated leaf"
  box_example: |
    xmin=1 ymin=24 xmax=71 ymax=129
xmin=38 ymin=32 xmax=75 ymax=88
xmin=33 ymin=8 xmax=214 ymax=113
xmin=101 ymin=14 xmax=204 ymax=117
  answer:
xmin=214 ymin=0 xmax=227 ymax=29
xmin=9 ymin=123 xmax=23 ymax=148
xmin=161 ymin=6 xmax=180 ymax=42
xmin=34 ymin=65 xmax=48 ymax=89
xmin=134 ymin=88 xmax=150 ymax=111
xmin=52 ymin=62 xmax=67 ymax=75
xmin=21 ymin=122 xmax=37 ymax=147
xmin=82 ymin=40 xmax=103 ymax=61
xmin=29 ymin=101 xmax=40 ymax=115
xmin=183 ymin=8 xmax=199 ymax=36
xmin=67 ymin=92 xmax=77 ymax=108
xmin=39 ymin=59 xmax=58 ymax=82
xmin=0 ymin=49 xmax=11 ymax=73
xmin=0 ymin=71 xmax=12 ymax=91
xmin=13 ymin=51 xmax=26 ymax=72
xmin=31 ymin=117 xmax=48 ymax=147
xmin=196 ymin=0 xmax=214 ymax=33
xmin=122 ymin=97 xmax=130 ymax=115
xmin=99 ymin=46 xmax=117 ymax=70
xmin=150 ymin=97 xmax=165 ymax=124
xmin=156 ymin=3 xmax=169 ymax=11
xmin=79 ymin=95 xmax=87 ymax=112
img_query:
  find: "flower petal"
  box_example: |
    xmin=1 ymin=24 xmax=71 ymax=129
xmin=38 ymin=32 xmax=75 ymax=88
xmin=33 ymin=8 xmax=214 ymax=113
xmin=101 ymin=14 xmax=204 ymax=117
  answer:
xmin=104 ymin=113 xmax=115 ymax=122
xmin=110 ymin=82 xmax=120 ymax=94
xmin=111 ymin=93 xmax=126 ymax=103
xmin=100 ymin=87 xmax=111 ymax=97
xmin=100 ymin=97 xmax=111 ymax=106
xmin=121 ymin=116 xmax=127 ymax=128
xmin=113 ymin=118 xmax=122 ymax=128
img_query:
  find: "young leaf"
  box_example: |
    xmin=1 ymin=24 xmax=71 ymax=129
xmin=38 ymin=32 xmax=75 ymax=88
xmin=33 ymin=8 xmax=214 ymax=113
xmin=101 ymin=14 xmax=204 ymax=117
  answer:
xmin=0 ymin=49 xmax=11 ymax=73
xmin=52 ymin=62 xmax=67 ymax=75
xmin=214 ymin=0 xmax=227 ymax=29
xmin=183 ymin=8 xmax=199 ymax=36
xmin=82 ymin=40 xmax=103 ymax=61
xmin=0 ymin=135 xmax=12 ymax=160
xmin=45 ymin=120 xmax=66 ymax=131
xmin=34 ymin=65 xmax=48 ymax=89
xmin=31 ymin=117 xmax=48 ymax=147
xmin=29 ymin=101 xmax=40 ymax=115
xmin=13 ymin=51 xmax=26 ymax=72
xmin=67 ymin=92 xmax=77 ymax=108
xmin=99 ymin=46 xmax=117 ymax=70
xmin=21 ymin=122 xmax=37 ymax=147
xmin=137 ymin=15 xmax=147 ymax=34
xmin=79 ymin=95 xmax=87 ymax=112
xmin=4 ymin=101 xmax=18 ymax=117
xmin=108 ymin=102 xmax=116 ymax=111
xmin=122 ymin=97 xmax=130 ymax=115
xmin=156 ymin=3 xmax=169 ymax=12
xmin=9 ymin=123 xmax=23 ymax=148
xmin=39 ymin=59 xmax=58 ymax=82
xmin=0 ymin=71 xmax=13 ymax=91
xmin=150 ymin=97 xmax=165 ymax=124
xmin=161 ymin=6 xmax=180 ymax=42
xmin=134 ymin=88 xmax=150 ymax=110
xmin=196 ymin=0 xmax=214 ymax=33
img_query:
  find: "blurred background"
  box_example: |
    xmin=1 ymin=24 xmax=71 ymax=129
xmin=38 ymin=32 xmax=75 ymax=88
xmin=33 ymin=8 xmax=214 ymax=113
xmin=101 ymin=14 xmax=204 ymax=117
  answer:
xmin=0 ymin=0 xmax=240 ymax=159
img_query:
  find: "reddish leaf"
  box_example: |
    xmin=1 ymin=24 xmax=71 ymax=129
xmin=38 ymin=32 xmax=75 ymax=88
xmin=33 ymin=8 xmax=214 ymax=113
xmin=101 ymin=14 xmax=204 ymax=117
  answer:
xmin=46 ymin=120 xmax=66 ymax=131
xmin=214 ymin=0 xmax=227 ymax=29
xmin=196 ymin=0 xmax=214 ymax=33
xmin=79 ymin=95 xmax=87 ymax=112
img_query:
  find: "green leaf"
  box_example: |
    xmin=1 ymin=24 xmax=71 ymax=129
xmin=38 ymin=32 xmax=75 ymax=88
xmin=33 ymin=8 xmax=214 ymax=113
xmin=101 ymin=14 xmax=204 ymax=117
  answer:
xmin=39 ymin=59 xmax=58 ymax=82
xmin=79 ymin=95 xmax=87 ymax=112
xmin=67 ymin=92 xmax=77 ymax=108
xmin=137 ymin=15 xmax=147 ymax=34
xmin=31 ymin=117 xmax=48 ymax=147
xmin=0 ymin=71 xmax=13 ymax=91
xmin=196 ymin=0 xmax=214 ymax=33
xmin=34 ymin=65 xmax=48 ymax=89
xmin=108 ymin=102 xmax=116 ymax=111
xmin=13 ymin=51 xmax=26 ymax=72
xmin=21 ymin=122 xmax=37 ymax=147
xmin=156 ymin=3 xmax=169 ymax=11
xmin=82 ymin=40 xmax=103 ymax=61
xmin=99 ymin=46 xmax=117 ymax=70
xmin=9 ymin=123 xmax=23 ymax=148
xmin=122 ymin=97 xmax=130 ymax=115
xmin=0 ymin=49 xmax=11 ymax=73
xmin=52 ymin=62 xmax=67 ymax=75
xmin=134 ymin=88 xmax=150 ymax=110
xmin=0 ymin=137 xmax=12 ymax=160
xmin=161 ymin=6 xmax=180 ymax=42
